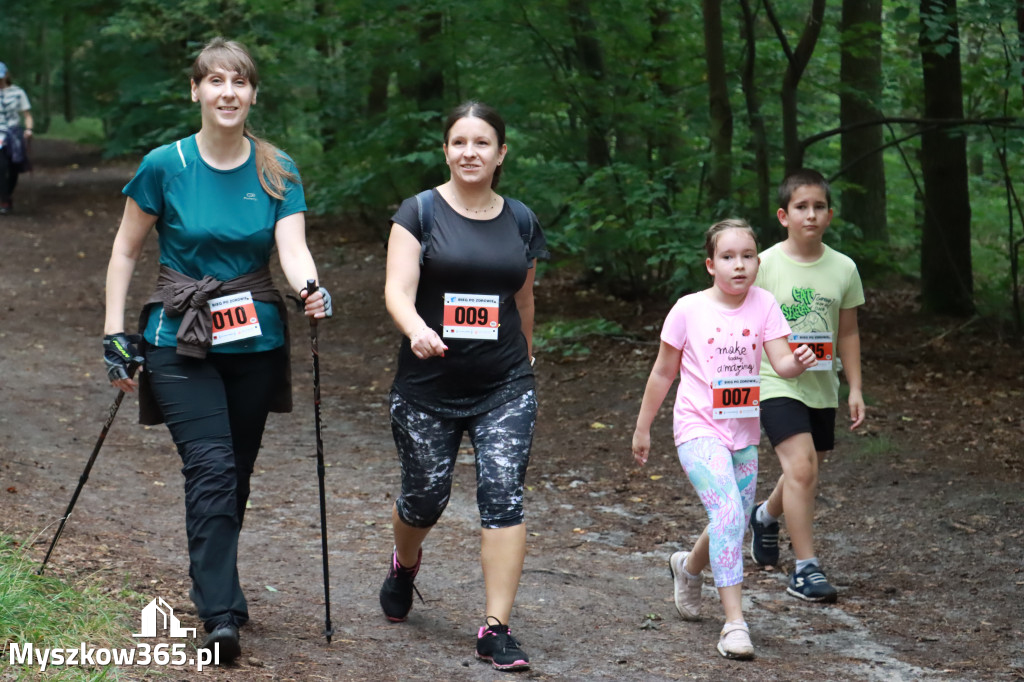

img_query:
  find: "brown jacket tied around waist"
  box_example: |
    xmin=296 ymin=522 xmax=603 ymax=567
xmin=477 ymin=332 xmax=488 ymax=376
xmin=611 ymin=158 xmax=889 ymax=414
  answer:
xmin=135 ymin=264 xmax=294 ymax=425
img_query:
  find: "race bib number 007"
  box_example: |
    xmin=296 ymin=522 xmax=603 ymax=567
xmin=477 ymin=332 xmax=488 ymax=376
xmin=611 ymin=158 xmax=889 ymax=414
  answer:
xmin=712 ymin=376 xmax=760 ymax=419
xmin=443 ymin=293 xmax=500 ymax=340
xmin=209 ymin=291 xmax=262 ymax=345
xmin=789 ymin=332 xmax=832 ymax=371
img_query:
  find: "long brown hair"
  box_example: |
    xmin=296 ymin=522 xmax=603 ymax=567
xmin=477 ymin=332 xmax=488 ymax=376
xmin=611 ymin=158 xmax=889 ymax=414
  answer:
xmin=191 ymin=37 xmax=295 ymax=200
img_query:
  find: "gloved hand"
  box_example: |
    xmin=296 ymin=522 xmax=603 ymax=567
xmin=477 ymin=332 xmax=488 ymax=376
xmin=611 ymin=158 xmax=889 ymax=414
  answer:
xmin=103 ymin=333 xmax=144 ymax=382
xmin=302 ymin=284 xmax=333 ymax=319
xmin=319 ymin=287 xmax=333 ymax=318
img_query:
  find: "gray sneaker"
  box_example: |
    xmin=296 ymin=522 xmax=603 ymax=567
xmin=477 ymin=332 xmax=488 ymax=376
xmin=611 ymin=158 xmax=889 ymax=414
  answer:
xmin=668 ymin=551 xmax=703 ymax=621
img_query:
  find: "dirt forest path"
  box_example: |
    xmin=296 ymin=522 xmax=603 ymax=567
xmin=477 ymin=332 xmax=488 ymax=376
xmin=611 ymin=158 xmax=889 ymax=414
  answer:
xmin=1 ymin=139 xmax=1022 ymax=681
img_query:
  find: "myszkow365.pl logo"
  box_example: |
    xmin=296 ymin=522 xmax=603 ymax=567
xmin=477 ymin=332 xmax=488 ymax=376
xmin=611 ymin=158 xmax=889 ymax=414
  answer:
xmin=6 ymin=597 xmax=220 ymax=672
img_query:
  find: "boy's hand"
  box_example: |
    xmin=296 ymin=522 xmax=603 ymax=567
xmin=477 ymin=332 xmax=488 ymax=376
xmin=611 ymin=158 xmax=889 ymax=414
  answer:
xmin=632 ymin=429 xmax=651 ymax=466
xmin=793 ymin=343 xmax=818 ymax=370
xmin=848 ymin=387 xmax=865 ymax=430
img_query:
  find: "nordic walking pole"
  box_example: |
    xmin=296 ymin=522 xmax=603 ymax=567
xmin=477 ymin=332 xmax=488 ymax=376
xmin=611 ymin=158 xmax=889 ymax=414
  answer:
xmin=306 ymin=279 xmax=334 ymax=643
xmin=38 ymin=363 xmax=137 ymax=575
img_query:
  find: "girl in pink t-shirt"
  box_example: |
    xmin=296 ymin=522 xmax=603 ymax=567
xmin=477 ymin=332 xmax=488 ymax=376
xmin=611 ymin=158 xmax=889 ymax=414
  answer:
xmin=632 ymin=219 xmax=817 ymax=660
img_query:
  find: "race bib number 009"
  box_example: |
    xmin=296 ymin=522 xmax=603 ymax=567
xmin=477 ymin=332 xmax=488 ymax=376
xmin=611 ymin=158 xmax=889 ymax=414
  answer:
xmin=712 ymin=376 xmax=760 ymax=419
xmin=209 ymin=291 xmax=262 ymax=345
xmin=789 ymin=332 xmax=833 ymax=371
xmin=443 ymin=293 xmax=500 ymax=340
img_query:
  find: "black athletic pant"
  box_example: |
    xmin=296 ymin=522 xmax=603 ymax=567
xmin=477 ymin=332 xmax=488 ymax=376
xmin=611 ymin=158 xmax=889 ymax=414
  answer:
xmin=0 ymin=151 xmax=19 ymax=204
xmin=145 ymin=346 xmax=286 ymax=631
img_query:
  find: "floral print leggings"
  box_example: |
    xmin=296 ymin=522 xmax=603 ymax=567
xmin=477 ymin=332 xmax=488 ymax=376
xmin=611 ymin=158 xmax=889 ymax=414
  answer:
xmin=676 ymin=437 xmax=758 ymax=587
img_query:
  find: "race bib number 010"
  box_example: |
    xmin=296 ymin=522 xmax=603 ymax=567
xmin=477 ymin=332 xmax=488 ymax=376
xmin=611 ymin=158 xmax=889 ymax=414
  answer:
xmin=443 ymin=293 xmax=500 ymax=340
xmin=209 ymin=291 xmax=262 ymax=345
xmin=789 ymin=332 xmax=833 ymax=371
xmin=712 ymin=376 xmax=760 ymax=419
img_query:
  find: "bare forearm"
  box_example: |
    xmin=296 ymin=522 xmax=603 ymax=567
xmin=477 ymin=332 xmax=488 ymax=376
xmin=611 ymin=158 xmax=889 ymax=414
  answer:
xmin=519 ymin=300 xmax=535 ymax=358
xmin=279 ymin=248 xmax=318 ymax=294
xmin=384 ymin=286 xmax=428 ymax=339
xmin=104 ymin=253 xmax=136 ymax=334
xmin=635 ymin=371 xmax=674 ymax=431
xmin=839 ymin=331 xmax=862 ymax=392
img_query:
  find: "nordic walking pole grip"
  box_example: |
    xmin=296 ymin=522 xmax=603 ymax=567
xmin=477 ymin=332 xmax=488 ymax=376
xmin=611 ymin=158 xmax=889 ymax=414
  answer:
xmin=306 ymin=279 xmax=334 ymax=643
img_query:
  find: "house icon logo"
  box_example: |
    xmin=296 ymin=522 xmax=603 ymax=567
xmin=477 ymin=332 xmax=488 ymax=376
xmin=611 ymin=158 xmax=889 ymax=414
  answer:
xmin=132 ymin=597 xmax=197 ymax=638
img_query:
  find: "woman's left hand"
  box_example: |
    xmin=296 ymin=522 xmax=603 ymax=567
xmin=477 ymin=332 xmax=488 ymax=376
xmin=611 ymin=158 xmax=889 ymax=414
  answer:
xmin=302 ymin=285 xmax=333 ymax=319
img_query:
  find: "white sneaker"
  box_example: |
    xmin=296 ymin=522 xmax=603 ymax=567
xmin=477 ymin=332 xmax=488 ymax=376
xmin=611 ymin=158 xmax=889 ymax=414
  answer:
xmin=717 ymin=621 xmax=755 ymax=660
xmin=668 ymin=551 xmax=703 ymax=621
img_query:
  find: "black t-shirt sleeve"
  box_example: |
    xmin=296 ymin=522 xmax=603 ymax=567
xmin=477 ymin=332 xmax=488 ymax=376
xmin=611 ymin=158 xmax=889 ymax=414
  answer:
xmin=390 ymin=196 xmax=422 ymax=239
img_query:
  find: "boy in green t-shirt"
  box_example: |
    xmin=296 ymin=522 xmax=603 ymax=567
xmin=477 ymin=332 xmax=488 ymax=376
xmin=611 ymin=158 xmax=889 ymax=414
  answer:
xmin=750 ymin=169 xmax=865 ymax=603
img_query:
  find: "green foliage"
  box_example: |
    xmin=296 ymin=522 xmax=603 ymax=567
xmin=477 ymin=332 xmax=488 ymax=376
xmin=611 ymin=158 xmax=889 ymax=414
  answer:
xmin=39 ymin=117 xmax=106 ymax=146
xmin=534 ymin=317 xmax=625 ymax=358
xmin=4 ymin=0 xmax=1024 ymax=311
xmin=0 ymin=533 xmax=138 ymax=680
xmin=855 ymin=433 xmax=898 ymax=459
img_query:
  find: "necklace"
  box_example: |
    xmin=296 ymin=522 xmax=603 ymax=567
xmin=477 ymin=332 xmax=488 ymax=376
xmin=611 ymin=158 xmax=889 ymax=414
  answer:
xmin=453 ymin=192 xmax=497 ymax=215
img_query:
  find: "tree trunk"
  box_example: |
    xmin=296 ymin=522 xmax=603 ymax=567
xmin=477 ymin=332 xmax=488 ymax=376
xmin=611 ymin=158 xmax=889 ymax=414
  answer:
xmin=62 ymin=12 xmax=74 ymax=122
xmin=919 ymin=0 xmax=974 ymax=315
xmin=702 ymin=0 xmax=733 ymax=212
xmin=840 ymin=0 xmax=887 ymax=244
xmin=739 ymin=0 xmax=772 ymax=240
xmin=568 ymin=0 xmax=611 ymax=167
xmin=418 ymin=10 xmax=446 ymax=189
xmin=650 ymin=4 xmax=683 ymax=208
xmin=766 ymin=0 xmax=826 ymax=173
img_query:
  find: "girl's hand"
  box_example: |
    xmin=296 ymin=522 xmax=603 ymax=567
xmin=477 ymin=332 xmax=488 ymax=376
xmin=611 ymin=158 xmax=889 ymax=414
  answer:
xmin=632 ymin=429 xmax=651 ymax=466
xmin=410 ymin=326 xmax=447 ymax=359
xmin=792 ymin=343 xmax=818 ymax=370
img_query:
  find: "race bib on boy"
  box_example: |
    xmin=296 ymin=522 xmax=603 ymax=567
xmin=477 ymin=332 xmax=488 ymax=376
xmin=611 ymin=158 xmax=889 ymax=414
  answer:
xmin=442 ymin=293 xmax=500 ymax=340
xmin=209 ymin=291 xmax=262 ymax=345
xmin=712 ymin=376 xmax=760 ymax=419
xmin=789 ymin=332 xmax=833 ymax=371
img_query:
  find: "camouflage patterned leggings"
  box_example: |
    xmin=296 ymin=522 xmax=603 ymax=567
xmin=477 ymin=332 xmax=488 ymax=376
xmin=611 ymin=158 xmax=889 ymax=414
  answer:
xmin=389 ymin=390 xmax=537 ymax=529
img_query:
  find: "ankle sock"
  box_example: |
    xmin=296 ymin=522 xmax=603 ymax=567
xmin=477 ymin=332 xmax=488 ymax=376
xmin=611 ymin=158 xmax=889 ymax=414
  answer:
xmin=795 ymin=558 xmax=820 ymax=574
xmin=679 ymin=555 xmax=701 ymax=579
xmin=756 ymin=503 xmax=778 ymax=526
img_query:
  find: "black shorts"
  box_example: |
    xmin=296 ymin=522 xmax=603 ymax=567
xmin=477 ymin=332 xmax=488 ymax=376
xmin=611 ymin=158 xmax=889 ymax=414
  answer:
xmin=760 ymin=397 xmax=836 ymax=452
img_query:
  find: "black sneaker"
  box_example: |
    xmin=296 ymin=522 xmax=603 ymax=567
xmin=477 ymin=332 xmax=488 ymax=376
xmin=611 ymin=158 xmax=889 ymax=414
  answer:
xmin=200 ymin=624 xmax=241 ymax=665
xmin=787 ymin=564 xmax=838 ymax=603
xmin=476 ymin=617 xmax=530 ymax=671
xmin=749 ymin=503 xmax=780 ymax=566
xmin=379 ymin=547 xmax=423 ymax=622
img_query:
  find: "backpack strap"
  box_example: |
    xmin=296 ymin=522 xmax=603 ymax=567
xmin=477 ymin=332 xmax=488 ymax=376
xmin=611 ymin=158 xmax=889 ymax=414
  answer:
xmin=415 ymin=189 xmax=435 ymax=266
xmin=416 ymin=190 xmax=533 ymax=265
xmin=505 ymin=197 xmax=535 ymax=253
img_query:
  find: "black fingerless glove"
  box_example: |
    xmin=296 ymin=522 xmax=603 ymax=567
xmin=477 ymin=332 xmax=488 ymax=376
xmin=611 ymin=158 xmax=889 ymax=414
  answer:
xmin=102 ymin=333 xmax=144 ymax=382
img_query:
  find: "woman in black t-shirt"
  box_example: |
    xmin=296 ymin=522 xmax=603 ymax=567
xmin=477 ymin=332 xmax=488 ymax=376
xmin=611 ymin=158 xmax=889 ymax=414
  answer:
xmin=379 ymin=101 xmax=548 ymax=671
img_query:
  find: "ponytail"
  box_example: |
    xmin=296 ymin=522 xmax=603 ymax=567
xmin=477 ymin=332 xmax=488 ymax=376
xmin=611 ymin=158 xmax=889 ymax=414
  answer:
xmin=245 ymin=130 xmax=295 ymax=200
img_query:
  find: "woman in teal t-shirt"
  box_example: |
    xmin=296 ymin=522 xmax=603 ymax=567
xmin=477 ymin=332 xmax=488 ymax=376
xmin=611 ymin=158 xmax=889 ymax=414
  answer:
xmin=101 ymin=37 xmax=331 ymax=664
